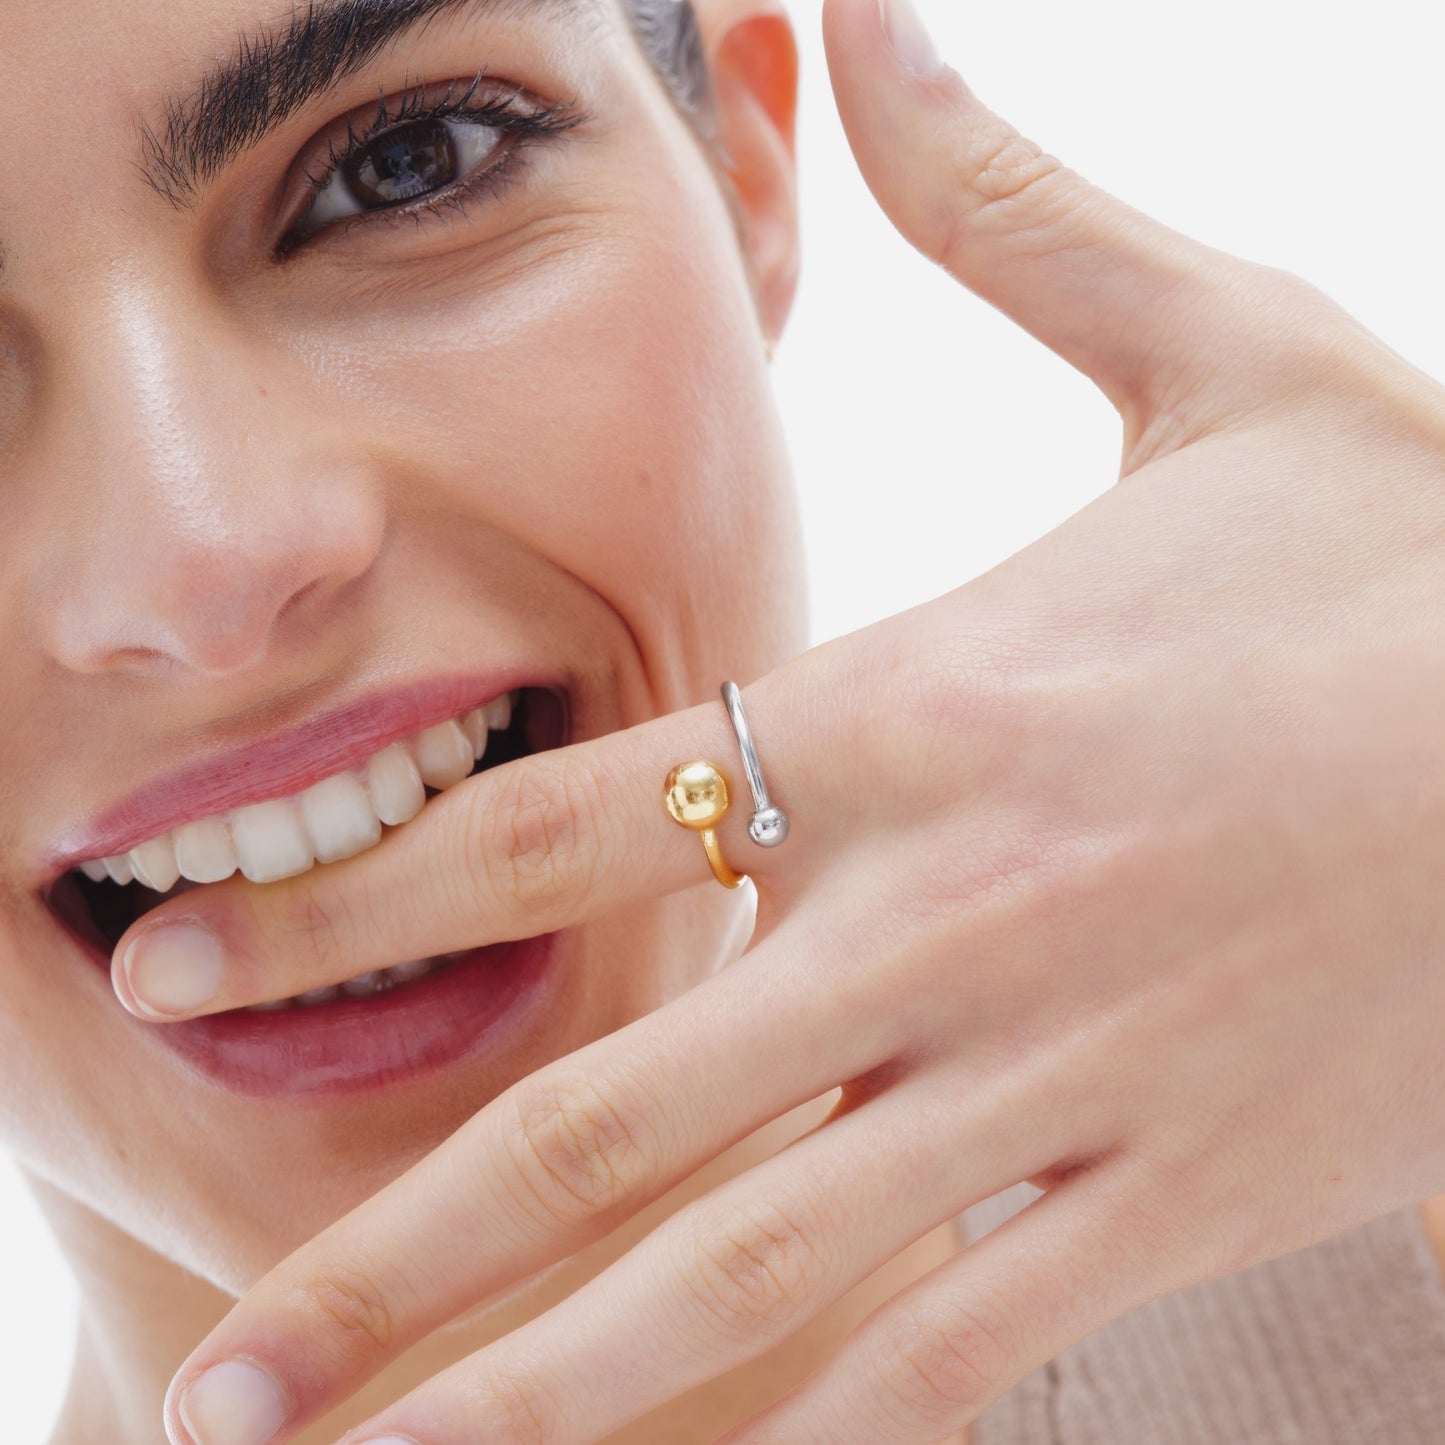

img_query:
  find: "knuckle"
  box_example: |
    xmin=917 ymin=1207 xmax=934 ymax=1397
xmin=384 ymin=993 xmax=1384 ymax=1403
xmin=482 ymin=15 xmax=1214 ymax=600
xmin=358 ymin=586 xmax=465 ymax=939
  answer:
xmin=965 ymin=126 xmax=1064 ymax=209
xmin=505 ymin=1066 xmax=660 ymax=1228
xmin=883 ymin=1296 xmax=1018 ymax=1422
xmin=856 ymin=622 xmax=1125 ymax=942
xmin=936 ymin=119 xmax=1068 ymax=257
xmin=677 ymin=1197 xmax=828 ymax=1344
xmin=1122 ymin=1127 xmax=1257 ymax=1280
xmin=861 ymin=613 xmax=1041 ymax=803
xmin=469 ymin=1359 xmax=564 ymax=1445
xmin=1197 ymin=259 xmax=1415 ymax=412
xmin=1222 ymin=261 xmax=1345 ymax=342
xmin=479 ymin=757 xmax=604 ymax=919
xmin=274 ymin=882 xmax=362 ymax=983
xmin=295 ymin=1261 xmax=398 ymax=1361
xmin=902 ymin=621 xmax=1040 ymax=757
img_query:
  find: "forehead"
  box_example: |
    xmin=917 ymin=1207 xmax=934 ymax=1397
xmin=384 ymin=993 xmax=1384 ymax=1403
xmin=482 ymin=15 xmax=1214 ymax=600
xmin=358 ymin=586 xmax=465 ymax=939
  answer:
xmin=6 ymin=0 xmax=612 ymax=76
xmin=0 ymin=0 xmax=618 ymax=251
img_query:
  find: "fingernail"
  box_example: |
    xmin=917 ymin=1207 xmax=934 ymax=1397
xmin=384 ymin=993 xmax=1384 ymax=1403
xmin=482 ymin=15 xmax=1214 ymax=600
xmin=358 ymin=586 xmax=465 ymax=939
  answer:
xmin=877 ymin=0 xmax=947 ymax=77
xmin=177 ymin=1358 xmax=289 ymax=1445
xmin=119 ymin=920 xmax=224 ymax=1018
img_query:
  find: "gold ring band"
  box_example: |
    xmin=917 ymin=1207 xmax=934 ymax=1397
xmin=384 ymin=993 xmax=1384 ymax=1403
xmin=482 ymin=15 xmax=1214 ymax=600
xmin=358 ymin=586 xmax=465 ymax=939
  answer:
xmin=663 ymin=760 xmax=748 ymax=890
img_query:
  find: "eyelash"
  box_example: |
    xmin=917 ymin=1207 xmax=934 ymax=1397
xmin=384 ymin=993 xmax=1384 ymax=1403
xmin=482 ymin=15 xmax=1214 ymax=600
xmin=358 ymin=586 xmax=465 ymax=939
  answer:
xmin=278 ymin=70 xmax=590 ymax=254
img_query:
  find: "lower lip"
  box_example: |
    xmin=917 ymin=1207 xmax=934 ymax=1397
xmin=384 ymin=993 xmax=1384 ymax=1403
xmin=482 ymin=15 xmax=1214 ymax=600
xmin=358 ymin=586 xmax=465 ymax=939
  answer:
xmin=65 ymin=916 xmax=560 ymax=1099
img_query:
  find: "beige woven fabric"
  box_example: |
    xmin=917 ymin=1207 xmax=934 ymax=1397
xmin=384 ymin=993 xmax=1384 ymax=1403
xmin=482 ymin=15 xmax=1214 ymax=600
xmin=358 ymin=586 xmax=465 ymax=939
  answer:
xmin=961 ymin=1182 xmax=1445 ymax=1444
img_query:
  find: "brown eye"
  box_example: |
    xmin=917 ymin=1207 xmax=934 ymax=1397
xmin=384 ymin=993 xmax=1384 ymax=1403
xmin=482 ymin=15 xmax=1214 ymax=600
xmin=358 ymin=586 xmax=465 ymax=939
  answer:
xmin=280 ymin=84 xmax=592 ymax=252
xmin=291 ymin=114 xmax=507 ymax=244
xmin=343 ymin=117 xmax=461 ymax=206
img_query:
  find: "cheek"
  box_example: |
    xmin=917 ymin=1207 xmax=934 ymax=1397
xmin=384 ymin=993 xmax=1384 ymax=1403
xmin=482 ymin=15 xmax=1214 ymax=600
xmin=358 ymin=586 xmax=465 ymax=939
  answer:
xmin=0 ymin=913 xmax=66 ymax=1142
xmin=0 ymin=907 xmax=121 ymax=1195
xmin=287 ymin=205 xmax=801 ymax=699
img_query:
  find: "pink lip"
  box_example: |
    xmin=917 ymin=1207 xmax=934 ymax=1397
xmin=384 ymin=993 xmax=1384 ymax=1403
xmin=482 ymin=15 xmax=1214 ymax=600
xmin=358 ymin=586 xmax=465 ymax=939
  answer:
xmin=42 ymin=670 xmax=568 ymax=883
xmin=53 ymin=883 xmax=565 ymax=1097
xmin=150 ymin=932 xmax=563 ymax=1098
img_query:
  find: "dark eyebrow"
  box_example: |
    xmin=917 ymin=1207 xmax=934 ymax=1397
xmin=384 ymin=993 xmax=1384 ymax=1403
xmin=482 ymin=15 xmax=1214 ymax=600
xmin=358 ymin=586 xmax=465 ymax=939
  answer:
xmin=137 ymin=0 xmax=601 ymax=207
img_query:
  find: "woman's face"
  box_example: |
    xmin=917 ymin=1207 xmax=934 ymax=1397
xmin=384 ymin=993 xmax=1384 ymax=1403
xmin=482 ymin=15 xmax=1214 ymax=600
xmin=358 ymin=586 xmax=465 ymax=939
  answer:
xmin=0 ymin=0 xmax=804 ymax=1292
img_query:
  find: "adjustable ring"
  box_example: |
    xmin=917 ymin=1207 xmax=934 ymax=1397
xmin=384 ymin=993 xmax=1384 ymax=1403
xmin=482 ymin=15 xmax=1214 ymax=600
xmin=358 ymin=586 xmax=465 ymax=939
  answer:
xmin=662 ymin=681 xmax=790 ymax=890
xmin=663 ymin=760 xmax=748 ymax=889
xmin=720 ymin=680 xmax=790 ymax=847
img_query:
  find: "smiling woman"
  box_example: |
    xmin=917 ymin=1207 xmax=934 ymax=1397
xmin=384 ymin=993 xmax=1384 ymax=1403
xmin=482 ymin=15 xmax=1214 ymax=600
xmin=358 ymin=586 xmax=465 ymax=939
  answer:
xmin=15 ymin=0 xmax=1445 ymax=1443
xmin=1 ymin=0 xmax=903 ymax=1438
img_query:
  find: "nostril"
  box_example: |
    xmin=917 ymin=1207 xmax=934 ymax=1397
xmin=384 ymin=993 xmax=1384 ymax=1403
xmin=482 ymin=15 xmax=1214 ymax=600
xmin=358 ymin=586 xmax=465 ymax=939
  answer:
xmin=276 ymin=576 xmax=323 ymax=627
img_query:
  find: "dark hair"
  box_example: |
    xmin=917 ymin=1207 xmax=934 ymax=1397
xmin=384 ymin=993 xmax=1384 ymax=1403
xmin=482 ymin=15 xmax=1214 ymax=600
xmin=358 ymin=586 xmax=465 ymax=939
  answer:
xmin=618 ymin=0 xmax=719 ymax=147
xmin=616 ymin=0 xmax=758 ymax=282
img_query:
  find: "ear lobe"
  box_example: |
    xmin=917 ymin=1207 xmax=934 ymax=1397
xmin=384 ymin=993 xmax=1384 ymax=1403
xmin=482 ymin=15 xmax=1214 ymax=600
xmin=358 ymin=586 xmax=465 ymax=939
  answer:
xmin=702 ymin=5 xmax=802 ymax=346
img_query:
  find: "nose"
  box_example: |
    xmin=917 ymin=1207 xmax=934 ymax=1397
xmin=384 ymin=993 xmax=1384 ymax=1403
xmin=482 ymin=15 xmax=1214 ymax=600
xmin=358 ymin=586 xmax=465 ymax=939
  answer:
xmin=30 ymin=275 xmax=386 ymax=678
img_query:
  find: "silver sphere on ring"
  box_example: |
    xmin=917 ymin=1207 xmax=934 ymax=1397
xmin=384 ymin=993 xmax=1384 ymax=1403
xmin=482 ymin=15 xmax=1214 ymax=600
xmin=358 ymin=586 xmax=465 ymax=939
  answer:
xmin=749 ymin=806 xmax=790 ymax=848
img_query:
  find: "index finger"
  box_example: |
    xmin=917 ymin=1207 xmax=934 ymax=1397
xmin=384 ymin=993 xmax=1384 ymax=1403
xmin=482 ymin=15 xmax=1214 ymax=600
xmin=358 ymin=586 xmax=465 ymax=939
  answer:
xmin=107 ymin=670 xmax=824 ymax=1021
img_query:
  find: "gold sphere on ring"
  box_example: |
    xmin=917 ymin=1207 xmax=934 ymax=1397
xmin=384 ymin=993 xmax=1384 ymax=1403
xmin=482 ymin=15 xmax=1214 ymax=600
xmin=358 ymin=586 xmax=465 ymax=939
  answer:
xmin=664 ymin=761 xmax=731 ymax=831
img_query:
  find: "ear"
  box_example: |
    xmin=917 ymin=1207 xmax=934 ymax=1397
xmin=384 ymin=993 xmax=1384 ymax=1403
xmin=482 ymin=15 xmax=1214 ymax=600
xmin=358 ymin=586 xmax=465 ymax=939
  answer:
xmin=696 ymin=0 xmax=802 ymax=348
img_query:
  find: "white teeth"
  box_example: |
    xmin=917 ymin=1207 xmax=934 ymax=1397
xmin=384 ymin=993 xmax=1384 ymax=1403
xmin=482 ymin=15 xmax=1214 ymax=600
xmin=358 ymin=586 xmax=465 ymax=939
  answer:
xmin=485 ymin=691 xmax=513 ymax=731
xmin=230 ymin=798 xmax=314 ymax=885
xmin=172 ymin=817 xmax=239 ymax=884
xmin=241 ymin=954 xmax=448 ymax=1011
xmin=103 ymin=853 xmax=135 ymax=885
xmin=129 ymin=834 xmax=181 ymax=892
xmin=410 ymin=718 xmax=475 ymax=790
xmin=339 ymin=969 xmax=385 ymax=996
xmin=364 ymin=743 xmax=426 ymax=827
xmin=79 ymin=692 xmax=523 ymax=889
xmin=298 ymin=772 xmax=382 ymax=865
xmin=384 ymin=955 xmax=435 ymax=982
xmin=460 ymin=707 xmax=488 ymax=761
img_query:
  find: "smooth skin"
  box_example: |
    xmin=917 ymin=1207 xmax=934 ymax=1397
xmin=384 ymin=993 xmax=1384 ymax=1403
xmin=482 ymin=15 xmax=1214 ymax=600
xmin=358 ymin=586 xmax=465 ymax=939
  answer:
xmin=90 ymin=1 xmax=1445 ymax=1444
xmin=10 ymin=0 xmax=993 ymax=1438
xmin=7 ymin=0 xmax=977 ymax=1440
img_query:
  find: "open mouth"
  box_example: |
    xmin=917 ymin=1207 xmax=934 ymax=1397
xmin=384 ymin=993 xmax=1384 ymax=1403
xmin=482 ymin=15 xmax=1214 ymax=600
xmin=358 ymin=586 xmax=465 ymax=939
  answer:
xmin=44 ymin=684 xmax=569 ymax=984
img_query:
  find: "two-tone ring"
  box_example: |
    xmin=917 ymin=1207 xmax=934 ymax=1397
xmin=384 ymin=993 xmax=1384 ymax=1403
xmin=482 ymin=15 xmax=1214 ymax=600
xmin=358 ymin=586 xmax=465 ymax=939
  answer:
xmin=663 ymin=680 xmax=790 ymax=890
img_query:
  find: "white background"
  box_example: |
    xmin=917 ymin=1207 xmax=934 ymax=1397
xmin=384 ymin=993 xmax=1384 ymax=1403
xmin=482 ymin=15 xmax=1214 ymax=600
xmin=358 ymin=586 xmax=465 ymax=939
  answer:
xmin=9 ymin=0 xmax=1445 ymax=1435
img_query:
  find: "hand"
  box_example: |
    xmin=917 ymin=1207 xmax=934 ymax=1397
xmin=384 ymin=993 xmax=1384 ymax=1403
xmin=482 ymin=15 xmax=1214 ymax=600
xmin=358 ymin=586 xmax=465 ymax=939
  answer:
xmin=116 ymin=0 xmax=1445 ymax=1440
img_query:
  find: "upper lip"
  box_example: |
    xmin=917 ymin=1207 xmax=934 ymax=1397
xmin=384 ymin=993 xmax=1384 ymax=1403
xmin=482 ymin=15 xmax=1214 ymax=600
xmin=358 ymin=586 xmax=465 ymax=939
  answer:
xmin=39 ymin=669 xmax=567 ymax=887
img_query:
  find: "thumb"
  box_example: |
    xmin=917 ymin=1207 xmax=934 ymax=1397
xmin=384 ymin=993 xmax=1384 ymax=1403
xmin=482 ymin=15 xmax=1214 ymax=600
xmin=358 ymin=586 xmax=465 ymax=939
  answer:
xmin=822 ymin=0 xmax=1266 ymax=420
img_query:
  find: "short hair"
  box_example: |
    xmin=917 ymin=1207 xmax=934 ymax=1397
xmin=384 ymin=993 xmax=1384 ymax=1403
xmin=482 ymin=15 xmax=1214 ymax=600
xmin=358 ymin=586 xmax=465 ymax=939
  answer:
xmin=617 ymin=1 xmax=759 ymax=300
xmin=619 ymin=0 xmax=719 ymax=146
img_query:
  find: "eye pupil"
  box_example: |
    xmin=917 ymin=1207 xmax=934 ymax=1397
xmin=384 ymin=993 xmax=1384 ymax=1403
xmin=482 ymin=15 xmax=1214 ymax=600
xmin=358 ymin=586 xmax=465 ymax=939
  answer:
xmin=344 ymin=117 xmax=460 ymax=206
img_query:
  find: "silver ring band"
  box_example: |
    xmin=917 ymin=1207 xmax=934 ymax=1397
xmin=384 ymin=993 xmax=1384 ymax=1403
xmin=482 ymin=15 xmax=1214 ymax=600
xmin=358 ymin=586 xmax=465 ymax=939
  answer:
xmin=720 ymin=680 xmax=790 ymax=848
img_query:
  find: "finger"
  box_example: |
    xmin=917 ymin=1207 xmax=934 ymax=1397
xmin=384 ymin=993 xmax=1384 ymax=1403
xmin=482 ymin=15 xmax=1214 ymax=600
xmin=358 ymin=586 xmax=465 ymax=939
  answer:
xmin=822 ymin=0 xmax=1308 ymax=419
xmin=715 ymin=1158 xmax=1191 ymax=1445
xmin=161 ymin=921 xmax=906 ymax=1444
xmin=307 ymin=1076 xmax=1075 ymax=1445
xmin=107 ymin=665 xmax=837 ymax=1020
